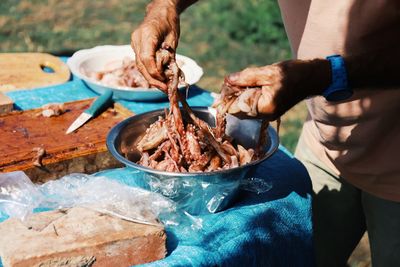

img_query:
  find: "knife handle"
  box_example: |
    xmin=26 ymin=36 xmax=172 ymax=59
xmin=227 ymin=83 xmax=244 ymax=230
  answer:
xmin=86 ymin=90 xmax=113 ymax=117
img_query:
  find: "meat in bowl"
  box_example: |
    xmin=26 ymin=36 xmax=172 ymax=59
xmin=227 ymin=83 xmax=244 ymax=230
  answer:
xmin=134 ymin=44 xmax=270 ymax=173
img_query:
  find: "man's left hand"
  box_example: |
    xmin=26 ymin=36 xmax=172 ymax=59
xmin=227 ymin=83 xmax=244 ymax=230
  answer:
xmin=222 ymin=59 xmax=331 ymax=120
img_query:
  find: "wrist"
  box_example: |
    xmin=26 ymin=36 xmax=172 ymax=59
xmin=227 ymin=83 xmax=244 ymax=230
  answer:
xmin=277 ymin=59 xmax=331 ymax=99
xmin=306 ymin=59 xmax=331 ymax=96
xmin=145 ymin=1 xmax=179 ymax=19
xmin=147 ymin=0 xmax=193 ymax=15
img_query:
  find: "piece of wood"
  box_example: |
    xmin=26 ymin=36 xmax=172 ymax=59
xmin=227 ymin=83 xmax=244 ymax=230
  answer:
xmin=0 ymin=99 xmax=133 ymax=183
xmin=0 ymin=207 xmax=167 ymax=267
xmin=0 ymin=92 xmax=13 ymax=114
xmin=0 ymin=53 xmax=70 ymax=92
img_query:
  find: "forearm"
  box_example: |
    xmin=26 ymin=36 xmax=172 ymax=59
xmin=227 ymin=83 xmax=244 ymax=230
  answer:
xmin=293 ymin=46 xmax=400 ymax=98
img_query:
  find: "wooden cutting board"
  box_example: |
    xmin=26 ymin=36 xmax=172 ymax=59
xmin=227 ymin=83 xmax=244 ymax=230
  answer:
xmin=0 ymin=53 xmax=71 ymax=92
xmin=0 ymin=99 xmax=133 ymax=183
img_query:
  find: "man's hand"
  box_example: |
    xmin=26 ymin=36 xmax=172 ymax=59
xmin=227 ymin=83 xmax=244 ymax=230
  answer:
xmin=222 ymin=59 xmax=331 ymax=120
xmin=131 ymin=2 xmax=180 ymax=92
xmin=131 ymin=0 xmax=198 ymax=92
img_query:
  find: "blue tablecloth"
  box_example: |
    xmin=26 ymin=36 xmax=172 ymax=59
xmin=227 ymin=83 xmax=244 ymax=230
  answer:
xmin=100 ymin=152 xmax=314 ymax=267
xmin=2 ymin=59 xmax=314 ymax=267
xmin=6 ymin=57 xmax=214 ymax=114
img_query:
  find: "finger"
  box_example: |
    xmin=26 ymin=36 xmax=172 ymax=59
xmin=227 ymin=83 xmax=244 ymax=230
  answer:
xmin=164 ymin=32 xmax=178 ymax=51
xmin=225 ymin=68 xmax=261 ymax=87
xmin=226 ymin=66 xmax=276 ymax=87
xmin=130 ymin=30 xmax=140 ymax=54
xmin=257 ymin=85 xmax=276 ymax=115
xmin=140 ymin=37 xmax=165 ymax=81
xmin=220 ymin=82 xmax=241 ymax=98
xmin=136 ymin=55 xmax=168 ymax=92
xmin=131 ymin=31 xmax=167 ymax=91
xmin=132 ymin=26 xmax=165 ymax=81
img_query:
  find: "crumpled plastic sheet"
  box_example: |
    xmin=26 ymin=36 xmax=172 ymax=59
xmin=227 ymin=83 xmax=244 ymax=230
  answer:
xmin=0 ymin=171 xmax=201 ymax=229
xmin=142 ymin=174 xmax=241 ymax=215
xmin=147 ymin=176 xmax=272 ymax=214
xmin=40 ymin=173 xmax=176 ymax=226
xmin=0 ymin=171 xmax=43 ymax=221
xmin=0 ymin=170 xmax=272 ymax=230
xmin=101 ymin=169 xmax=273 ymax=216
xmin=240 ymin=177 xmax=273 ymax=194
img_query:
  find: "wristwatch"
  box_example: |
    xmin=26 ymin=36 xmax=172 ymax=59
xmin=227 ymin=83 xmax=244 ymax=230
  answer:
xmin=322 ymin=55 xmax=353 ymax=101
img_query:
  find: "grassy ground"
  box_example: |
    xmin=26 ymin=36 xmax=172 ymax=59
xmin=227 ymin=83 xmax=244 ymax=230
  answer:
xmin=0 ymin=1 xmax=371 ymax=265
xmin=0 ymin=0 xmax=305 ymax=152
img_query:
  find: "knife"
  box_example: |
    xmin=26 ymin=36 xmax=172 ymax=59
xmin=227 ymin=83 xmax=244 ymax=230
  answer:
xmin=66 ymin=90 xmax=113 ymax=134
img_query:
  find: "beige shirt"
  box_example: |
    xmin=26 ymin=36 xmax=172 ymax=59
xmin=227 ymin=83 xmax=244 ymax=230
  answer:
xmin=278 ymin=0 xmax=400 ymax=201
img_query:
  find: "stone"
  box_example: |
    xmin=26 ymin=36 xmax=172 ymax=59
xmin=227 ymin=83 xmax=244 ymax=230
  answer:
xmin=0 ymin=207 xmax=166 ymax=267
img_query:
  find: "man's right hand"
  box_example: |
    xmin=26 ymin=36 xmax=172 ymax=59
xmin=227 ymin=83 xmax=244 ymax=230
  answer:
xmin=131 ymin=1 xmax=181 ymax=92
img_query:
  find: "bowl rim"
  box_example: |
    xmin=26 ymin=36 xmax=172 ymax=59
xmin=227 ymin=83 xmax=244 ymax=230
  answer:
xmin=107 ymin=107 xmax=279 ymax=177
xmin=66 ymin=44 xmax=204 ymax=93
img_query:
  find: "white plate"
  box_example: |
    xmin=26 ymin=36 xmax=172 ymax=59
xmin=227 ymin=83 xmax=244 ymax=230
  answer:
xmin=67 ymin=45 xmax=203 ymax=101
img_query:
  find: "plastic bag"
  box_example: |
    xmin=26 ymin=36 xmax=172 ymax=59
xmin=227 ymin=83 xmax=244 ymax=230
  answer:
xmin=0 ymin=170 xmax=270 ymax=228
xmin=0 ymin=171 xmax=199 ymax=228
xmin=240 ymin=177 xmax=272 ymax=194
xmin=0 ymin=171 xmax=43 ymax=221
xmin=39 ymin=174 xmax=176 ymax=226
xmin=95 ymin=168 xmax=272 ymax=215
xmin=141 ymin=172 xmax=272 ymax=214
xmin=132 ymin=172 xmax=242 ymax=215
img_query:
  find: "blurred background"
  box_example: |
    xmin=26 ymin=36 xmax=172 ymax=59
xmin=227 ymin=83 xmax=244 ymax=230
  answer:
xmin=0 ymin=1 xmax=371 ymax=264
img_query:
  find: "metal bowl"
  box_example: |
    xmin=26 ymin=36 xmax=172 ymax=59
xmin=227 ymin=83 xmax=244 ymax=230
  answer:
xmin=107 ymin=107 xmax=279 ymax=214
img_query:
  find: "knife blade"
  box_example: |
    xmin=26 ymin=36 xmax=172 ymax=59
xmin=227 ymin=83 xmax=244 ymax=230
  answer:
xmin=66 ymin=90 xmax=113 ymax=134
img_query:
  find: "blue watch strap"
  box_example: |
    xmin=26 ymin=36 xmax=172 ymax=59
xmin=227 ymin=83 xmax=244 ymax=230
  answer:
xmin=323 ymin=55 xmax=353 ymax=101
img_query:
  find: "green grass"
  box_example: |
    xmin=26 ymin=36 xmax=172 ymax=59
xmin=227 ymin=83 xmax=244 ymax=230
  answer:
xmin=0 ymin=0 xmax=306 ymax=152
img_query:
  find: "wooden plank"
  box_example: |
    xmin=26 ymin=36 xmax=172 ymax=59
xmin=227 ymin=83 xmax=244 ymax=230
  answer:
xmin=0 ymin=53 xmax=70 ymax=92
xmin=0 ymin=99 xmax=133 ymax=183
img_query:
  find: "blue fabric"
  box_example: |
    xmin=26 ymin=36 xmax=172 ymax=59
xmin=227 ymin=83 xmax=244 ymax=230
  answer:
xmin=0 ymin=150 xmax=313 ymax=267
xmin=1 ymin=58 xmax=314 ymax=267
xmin=6 ymin=77 xmax=213 ymax=114
xmin=101 ymin=149 xmax=314 ymax=267
xmin=6 ymin=57 xmax=213 ymax=114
